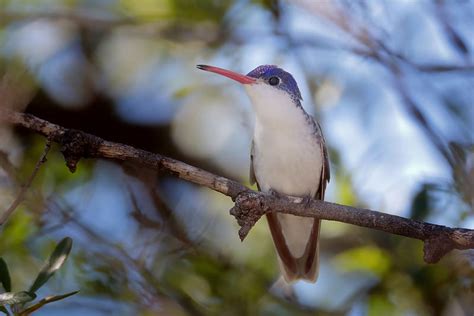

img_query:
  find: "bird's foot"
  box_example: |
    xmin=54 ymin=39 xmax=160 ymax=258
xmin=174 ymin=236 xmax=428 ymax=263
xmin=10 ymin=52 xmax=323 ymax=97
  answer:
xmin=268 ymin=188 xmax=286 ymax=200
xmin=301 ymin=195 xmax=313 ymax=209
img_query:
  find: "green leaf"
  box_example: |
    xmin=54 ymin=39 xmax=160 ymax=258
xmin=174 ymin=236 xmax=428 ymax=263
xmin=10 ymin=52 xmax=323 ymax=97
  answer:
xmin=368 ymin=294 xmax=398 ymax=316
xmin=18 ymin=291 xmax=79 ymax=316
xmin=29 ymin=237 xmax=73 ymax=293
xmin=333 ymin=246 xmax=391 ymax=277
xmin=336 ymin=174 xmax=357 ymax=206
xmin=0 ymin=292 xmax=36 ymax=306
xmin=0 ymin=306 xmax=9 ymax=315
xmin=0 ymin=259 xmax=11 ymax=292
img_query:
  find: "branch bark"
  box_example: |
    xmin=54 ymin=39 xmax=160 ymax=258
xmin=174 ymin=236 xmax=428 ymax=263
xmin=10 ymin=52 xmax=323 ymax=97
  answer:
xmin=1 ymin=109 xmax=473 ymax=263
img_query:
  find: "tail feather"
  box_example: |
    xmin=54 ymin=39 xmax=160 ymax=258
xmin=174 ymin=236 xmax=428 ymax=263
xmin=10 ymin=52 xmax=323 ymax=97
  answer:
xmin=267 ymin=213 xmax=321 ymax=283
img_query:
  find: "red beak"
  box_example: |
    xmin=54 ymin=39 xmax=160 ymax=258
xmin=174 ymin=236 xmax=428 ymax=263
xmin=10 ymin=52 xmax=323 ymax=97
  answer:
xmin=197 ymin=65 xmax=256 ymax=84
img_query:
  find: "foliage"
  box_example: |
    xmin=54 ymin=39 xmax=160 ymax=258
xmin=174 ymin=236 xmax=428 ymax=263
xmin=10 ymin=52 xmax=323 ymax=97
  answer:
xmin=0 ymin=238 xmax=78 ymax=315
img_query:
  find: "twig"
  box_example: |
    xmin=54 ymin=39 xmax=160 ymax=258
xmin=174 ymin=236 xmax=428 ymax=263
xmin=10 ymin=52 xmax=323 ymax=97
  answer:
xmin=1 ymin=109 xmax=473 ymax=263
xmin=0 ymin=139 xmax=51 ymax=225
xmin=123 ymin=164 xmax=192 ymax=245
xmin=414 ymin=64 xmax=474 ymax=73
xmin=18 ymin=291 xmax=79 ymax=316
xmin=0 ymin=151 xmax=19 ymax=182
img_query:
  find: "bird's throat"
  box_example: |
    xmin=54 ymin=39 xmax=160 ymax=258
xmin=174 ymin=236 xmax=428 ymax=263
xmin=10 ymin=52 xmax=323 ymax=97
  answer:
xmin=245 ymin=83 xmax=308 ymax=132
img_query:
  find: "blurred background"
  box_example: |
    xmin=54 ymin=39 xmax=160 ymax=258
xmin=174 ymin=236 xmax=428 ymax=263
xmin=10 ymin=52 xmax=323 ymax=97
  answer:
xmin=0 ymin=0 xmax=473 ymax=315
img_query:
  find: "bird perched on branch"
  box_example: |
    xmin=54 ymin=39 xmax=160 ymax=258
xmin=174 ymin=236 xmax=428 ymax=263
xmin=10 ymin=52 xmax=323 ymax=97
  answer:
xmin=197 ymin=64 xmax=330 ymax=283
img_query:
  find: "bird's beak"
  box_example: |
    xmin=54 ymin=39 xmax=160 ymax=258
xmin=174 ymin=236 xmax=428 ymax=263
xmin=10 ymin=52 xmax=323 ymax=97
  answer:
xmin=197 ymin=65 xmax=256 ymax=84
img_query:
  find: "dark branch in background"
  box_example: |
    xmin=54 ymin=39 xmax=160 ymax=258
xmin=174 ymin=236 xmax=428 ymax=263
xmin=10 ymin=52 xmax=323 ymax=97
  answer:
xmin=0 ymin=10 xmax=133 ymax=29
xmin=48 ymin=199 xmax=206 ymax=315
xmin=1 ymin=110 xmax=473 ymax=263
xmin=0 ymin=139 xmax=51 ymax=225
xmin=434 ymin=0 xmax=470 ymax=57
xmin=3 ymin=9 xmax=474 ymax=73
xmin=0 ymin=151 xmax=20 ymax=182
xmin=294 ymin=1 xmax=472 ymax=173
xmin=0 ymin=10 xmax=227 ymax=45
xmin=122 ymin=163 xmax=193 ymax=245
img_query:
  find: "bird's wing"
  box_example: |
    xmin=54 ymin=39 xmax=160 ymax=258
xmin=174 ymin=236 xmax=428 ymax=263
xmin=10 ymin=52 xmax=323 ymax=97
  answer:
xmin=315 ymin=120 xmax=330 ymax=199
xmin=285 ymin=119 xmax=330 ymax=282
xmin=249 ymin=140 xmax=257 ymax=186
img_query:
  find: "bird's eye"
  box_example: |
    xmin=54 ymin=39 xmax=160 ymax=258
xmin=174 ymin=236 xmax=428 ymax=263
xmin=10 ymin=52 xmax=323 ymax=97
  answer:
xmin=269 ymin=77 xmax=280 ymax=86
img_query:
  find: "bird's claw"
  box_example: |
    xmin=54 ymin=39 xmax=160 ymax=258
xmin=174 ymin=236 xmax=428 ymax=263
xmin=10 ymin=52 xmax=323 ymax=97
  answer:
xmin=301 ymin=195 xmax=313 ymax=208
xmin=268 ymin=188 xmax=285 ymax=199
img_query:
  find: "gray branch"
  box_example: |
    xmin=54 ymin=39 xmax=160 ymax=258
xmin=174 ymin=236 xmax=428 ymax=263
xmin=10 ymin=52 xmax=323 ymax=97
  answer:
xmin=1 ymin=109 xmax=473 ymax=263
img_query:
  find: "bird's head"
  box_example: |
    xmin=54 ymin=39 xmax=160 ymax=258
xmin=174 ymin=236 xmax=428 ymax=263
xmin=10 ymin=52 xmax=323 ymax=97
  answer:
xmin=197 ymin=64 xmax=303 ymax=106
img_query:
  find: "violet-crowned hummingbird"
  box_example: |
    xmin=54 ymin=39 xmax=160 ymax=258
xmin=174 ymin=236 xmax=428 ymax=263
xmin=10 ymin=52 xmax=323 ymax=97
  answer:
xmin=197 ymin=64 xmax=330 ymax=283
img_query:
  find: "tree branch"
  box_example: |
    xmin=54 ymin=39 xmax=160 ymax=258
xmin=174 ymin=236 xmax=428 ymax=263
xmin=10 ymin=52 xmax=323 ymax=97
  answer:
xmin=0 ymin=139 xmax=51 ymax=225
xmin=1 ymin=109 xmax=473 ymax=263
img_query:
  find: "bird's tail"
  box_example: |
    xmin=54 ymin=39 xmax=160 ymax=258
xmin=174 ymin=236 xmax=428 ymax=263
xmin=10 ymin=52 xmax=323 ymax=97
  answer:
xmin=267 ymin=213 xmax=320 ymax=283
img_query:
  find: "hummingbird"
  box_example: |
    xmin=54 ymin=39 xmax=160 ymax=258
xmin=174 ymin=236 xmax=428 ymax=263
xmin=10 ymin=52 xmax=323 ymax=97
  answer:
xmin=197 ymin=64 xmax=330 ymax=282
